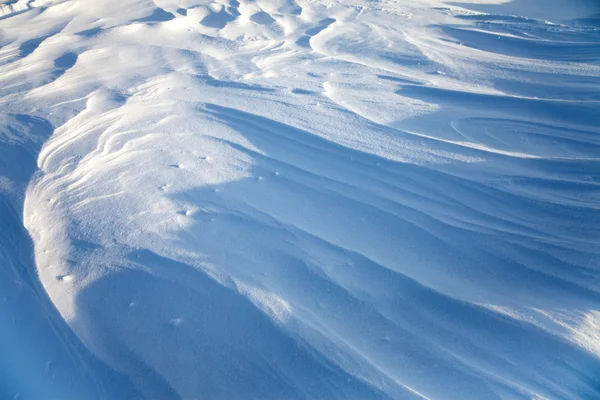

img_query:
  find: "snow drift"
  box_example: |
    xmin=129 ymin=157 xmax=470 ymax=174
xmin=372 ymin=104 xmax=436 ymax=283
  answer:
xmin=1 ymin=0 xmax=599 ymax=399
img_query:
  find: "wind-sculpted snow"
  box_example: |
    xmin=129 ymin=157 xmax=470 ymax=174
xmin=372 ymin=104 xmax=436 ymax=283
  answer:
xmin=1 ymin=0 xmax=599 ymax=399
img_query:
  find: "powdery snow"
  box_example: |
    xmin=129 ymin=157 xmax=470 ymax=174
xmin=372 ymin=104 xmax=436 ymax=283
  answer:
xmin=1 ymin=0 xmax=599 ymax=399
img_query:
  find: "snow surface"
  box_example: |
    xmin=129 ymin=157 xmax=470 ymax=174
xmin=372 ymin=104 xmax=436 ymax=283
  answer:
xmin=1 ymin=0 xmax=599 ymax=399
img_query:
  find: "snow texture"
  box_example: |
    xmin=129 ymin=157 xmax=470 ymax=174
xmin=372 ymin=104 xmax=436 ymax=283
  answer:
xmin=1 ymin=0 xmax=599 ymax=399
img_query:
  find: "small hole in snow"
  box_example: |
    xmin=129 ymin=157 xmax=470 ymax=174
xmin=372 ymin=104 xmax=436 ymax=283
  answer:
xmin=57 ymin=275 xmax=73 ymax=282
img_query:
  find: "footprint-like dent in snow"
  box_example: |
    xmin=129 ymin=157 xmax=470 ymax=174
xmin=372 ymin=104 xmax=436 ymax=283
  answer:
xmin=18 ymin=35 xmax=51 ymax=58
xmin=305 ymin=18 xmax=336 ymax=36
xmin=250 ymin=11 xmax=275 ymax=25
xmin=53 ymin=52 xmax=78 ymax=69
xmin=134 ymin=7 xmax=175 ymax=23
xmin=57 ymin=274 xmax=73 ymax=282
xmin=200 ymin=6 xmax=237 ymax=29
xmin=278 ymin=1 xmax=302 ymax=16
xmin=50 ymin=52 xmax=78 ymax=81
xmin=296 ymin=18 xmax=336 ymax=47
xmin=291 ymin=88 xmax=318 ymax=95
xmin=75 ymin=27 xmax=103 ymax=37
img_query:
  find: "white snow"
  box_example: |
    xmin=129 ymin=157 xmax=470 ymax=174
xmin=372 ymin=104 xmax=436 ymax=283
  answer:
xmin=1 ymin=0 xmax=599 ymax=399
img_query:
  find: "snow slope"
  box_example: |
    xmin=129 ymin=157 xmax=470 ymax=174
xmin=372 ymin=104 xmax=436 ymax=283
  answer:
xmin=1 ymin=0 xmax=599 ymax=399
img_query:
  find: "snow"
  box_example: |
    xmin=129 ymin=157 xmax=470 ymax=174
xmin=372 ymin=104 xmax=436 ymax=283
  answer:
xmin=1 ymin=0 xmax=599 ymax=399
